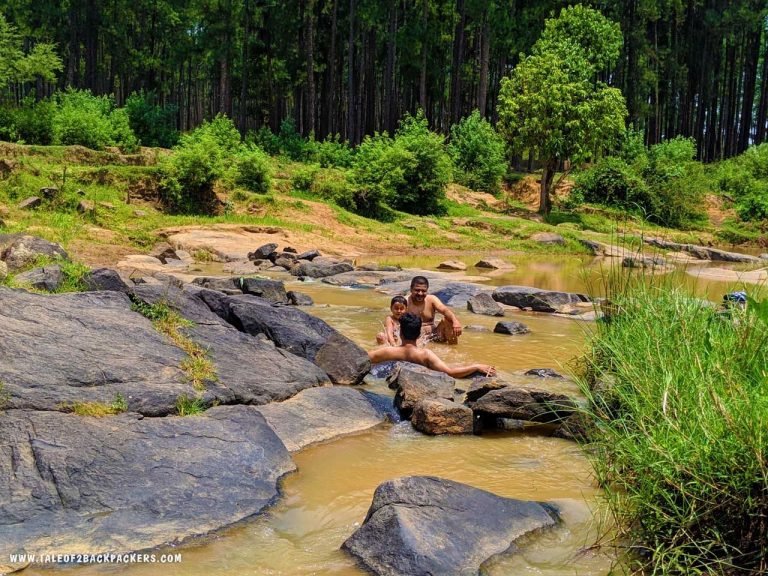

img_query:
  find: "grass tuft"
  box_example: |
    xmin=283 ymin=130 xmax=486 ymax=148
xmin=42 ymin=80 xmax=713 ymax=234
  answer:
xmin=577 ymin=278 xmax=768 ymax=574
xmin=176 ymin=394 xmax=206 ymax=416
xmin=67 ymin=393 xmax=129 ymax=417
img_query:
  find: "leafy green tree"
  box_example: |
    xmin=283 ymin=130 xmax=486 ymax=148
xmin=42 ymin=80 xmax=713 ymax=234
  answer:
xmin=0 ymin=13 xmax=61 ymax=89
xmin=497 ymin=5 xmax=627 ymax=214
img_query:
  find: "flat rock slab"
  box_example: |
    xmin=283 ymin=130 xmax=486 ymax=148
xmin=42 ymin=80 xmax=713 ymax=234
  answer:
xmin=321 ymin=270 xmax=413 ymax=287
xmin=0 ymin=406 xmax=294 ymax=558
xmin=342 ymin=476 xmax=559 ymax=576
xmin=256 ymin=387 xmax=387 ymax=451
xmin=645 ymin=237 xmax=761 ymax=263
xmin=0 ymin=288 xmax=192 ymax=416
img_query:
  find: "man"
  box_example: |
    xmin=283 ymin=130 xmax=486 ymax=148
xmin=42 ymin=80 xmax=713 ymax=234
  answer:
xmin=407 ymin=276 xmax=462 ymax=344
xmin=368 ymin=313 xmax=495 ymax=378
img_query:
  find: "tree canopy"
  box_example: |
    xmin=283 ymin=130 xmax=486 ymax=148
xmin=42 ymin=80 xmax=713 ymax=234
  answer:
xmin=498 ymin=5 xmax=627 ymax=214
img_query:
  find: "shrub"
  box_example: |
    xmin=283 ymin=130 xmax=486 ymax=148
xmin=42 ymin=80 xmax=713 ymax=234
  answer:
xmin=247 ymin=125 xmax=281 ymax=155
xmin=232 ymin=145 xmax=272 ymax=194
xmin=108 ymin=108 xmax=140 ymax=153
xmin=310 ymin=168 xmax=355 ymax=210
xmin=291 ymin=164 xmax=321 ymax=192
xmin=643 ymin=137 xmax=707 ymax=228
xmin=573 ymin=156 xmax=653 ymax=213
xmin=52 ymin=89 xmax=115 ymax=149
xmin=735 ymin=181 xmax=768 ymax=221
xmin=160 ymin=138 xmax=223 ymax=213
xmin=124 ymin=91 xmax=179 ymax=148
xmin=352 ymin=111 xmax=452 ymax=217
xmin=12 ymin=97 xmax=55 ymax=144
xmin=308 ymin=134 xmax=355 ymax=168
xmin=277 ymin=118 xmax=310 ymax=160
xmin=181 ymin=114 xmax=241 ymax=154
xmin=449 ymin=110 xmax=506 ymax=192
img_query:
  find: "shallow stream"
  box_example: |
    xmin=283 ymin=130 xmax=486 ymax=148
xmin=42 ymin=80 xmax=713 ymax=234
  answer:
xmin=27 ymin=253 xmax=759 ymax=576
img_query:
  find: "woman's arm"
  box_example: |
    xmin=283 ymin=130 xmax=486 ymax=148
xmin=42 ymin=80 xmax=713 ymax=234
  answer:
xmin=385 ymin=316 xmax=399 ymax=346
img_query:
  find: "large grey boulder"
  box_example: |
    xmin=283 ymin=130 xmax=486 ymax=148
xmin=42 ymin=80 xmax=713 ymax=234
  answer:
xmin=248 ymin=242 xmax=279 ymax=260
xmin=321 ymin=270 xmax=412 ymax=287
xmin=0 ymin=288 xmax=191 ymax=415
xmin=132 ymin=285 xmax=330 ymax=404
xmin=494 ymin=321 xmax=530 ymax=335
xmin=0 ymin=406 xmax=294 ymax=558
xmin=342 ymin=476 xmax=559 ymax=576
xmin=198 ymin=291 xmax=370 ymax=385
xmin=291 ymin=261 xmax=354 ymax=278
xmin=467 ymin=292 xmax=504 ymax=316
xmin=256 ymin=387 xmax=387 ymax=451
xmin=645 ymin=237 xmax=761 ymax=263
xmin=470 ymin=386 xmax=577 ymax=424
xmin=240 ymin=277 xmax=288 ymax=304
xmin=387 ymin=364 xmax=455 ymax=419
xmin=493 ymin=285 xmax=590 ymax=313
xmin=1 ymin=235 xmax=69 ymax=271
xmin=432 ymin=282 xmax=486 ymax=307
xmin=191 ymin=276 xmax=243 ymax=294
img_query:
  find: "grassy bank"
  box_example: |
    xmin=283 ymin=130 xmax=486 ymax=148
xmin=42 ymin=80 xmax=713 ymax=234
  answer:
xmin=0 ymin=141 xmax=697 ymax=267
xmin=578 ymin=280 xmax=768 ymax=574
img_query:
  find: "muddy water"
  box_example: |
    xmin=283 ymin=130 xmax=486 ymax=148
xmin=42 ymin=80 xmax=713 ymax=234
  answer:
xmin=27 ymin=254 xmax=759 ymax=576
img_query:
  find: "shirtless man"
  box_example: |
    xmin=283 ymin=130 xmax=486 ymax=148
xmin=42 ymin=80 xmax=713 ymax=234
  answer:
xmin=368 ymin=313 xmax=495 ymax=378
xmin=407 ymin=276 xmax=462 ymax=344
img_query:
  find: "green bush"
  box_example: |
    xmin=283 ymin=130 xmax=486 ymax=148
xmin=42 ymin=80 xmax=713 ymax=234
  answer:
xmin=52 ymin=89 xmax=115 ymax=149
xmin=310 ymin=168 xmax=355 ymax=210
xmin=309 ymin=134 xmax=355 ymax=168
xmin=12 ymin=97 xmax=55 ymax=144
xmin=247 ymin=125 xmax=281 ymax=155
xmin=352 ymin=111 xmax=452 ymax=217
xmin=291 ymin=164 xmax=321 ymax=192
xmin=108 ymin=108 xmax=139 ymax=153
xmin=277 ymin=118 xmax=310 ymax=160
xmin=181 ymin=114 xmax=241 ymax=154
xmin=449 ymin=110 xmax=506 ymax=192
xmin=735 ymin=181 xmax=768 ymax=221
xmin=573 ymin=156 xmax=653 ymax=212
xmin=124 ymin=91 xmax=179 ymax=148
xmin=643 ymin=137 xmax=707 ymax=228
xmin=233 ymin=145 xmax=272 ymax=193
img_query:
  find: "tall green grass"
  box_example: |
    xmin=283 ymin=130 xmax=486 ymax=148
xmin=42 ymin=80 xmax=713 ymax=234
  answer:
xmin=579 ymin=280 xmax=768 ymax=574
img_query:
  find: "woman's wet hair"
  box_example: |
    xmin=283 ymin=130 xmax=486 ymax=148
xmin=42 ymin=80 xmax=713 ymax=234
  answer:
xmin=399 ymin=313 xmax=422 ymax=340
xmin=390 ymin=295 xmax=407 ymax=308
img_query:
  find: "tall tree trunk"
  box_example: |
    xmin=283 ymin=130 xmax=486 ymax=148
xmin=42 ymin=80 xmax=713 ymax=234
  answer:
xmin=347 ymin=0 xmax=358 ymax=143
xmin=450 ymin=0 xmax=466 ymax=125
xmin=477 ymin=5 xmax=490 ymax=116
xmin=239 ymin=0 xmax=251 ymax=133
xmin=363 ymin=26 xmax=376 ymax=135
xmin=738 ymin=29 xmax=760 ymax=153
xmin=384 ymin=0 xmax=398 ymax=133
xmin=305 ymin=0 xmax=316 ymax=136
xmin=419 ymin=0 xmax=428 ymax=110
xmin=325 ymin=0 xmax=338 ymax=137
xmin=539 ymin=159 xmax=556 ymax=215
xmin=756 ymin=33 xmax=768 ymax=144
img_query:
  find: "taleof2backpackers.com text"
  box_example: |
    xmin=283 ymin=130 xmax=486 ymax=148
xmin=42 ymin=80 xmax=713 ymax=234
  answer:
xmin=8 ymin=552 xmax=183 ymax=565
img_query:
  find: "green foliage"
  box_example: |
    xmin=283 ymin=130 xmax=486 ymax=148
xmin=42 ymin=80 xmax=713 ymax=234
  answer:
xmin=56 ymin=259 xmax=92 ymax=293
xmin=291 ymin=164 xmax=320 ymax=192
xmin=309 ymin=168 xmax=355 ymax=210
xmin=573 ymin=156 xmax=652 ymax=212
xmin=0 ymin=97 xmax=56 ymax=144
xmin=232 ymin=145 xmax=272 ymax=194
xmin=180 ymin=114 xmax=241 ymax=153
xmin=51 ymin=89 xmax=139 ymax=152
xmin=352 ymin=111 xmax=452 ymax=217
xmin=247 ymin=125 xmax=281 ymax=155
xmin=124 ymin=91 xmax=179 ymax=148
xmin=159 ymin=115 xmax=241 ymax=213
xmin=643 ymin=137 xmax=707 ymax=228
xmin=497 ymin=5 xmax=627 ymax=213
xmin=449 ymin=110 xmax=506 ymax=193
xmin=0 ymin=13 xmax=62 ymax=89
xmin=580 ymin=283 xmax=768 ymax=574
xmin=308 ymin=134 xmax=355 ymax=168
xmin=714 ymin=144 xmax=768 ymax=222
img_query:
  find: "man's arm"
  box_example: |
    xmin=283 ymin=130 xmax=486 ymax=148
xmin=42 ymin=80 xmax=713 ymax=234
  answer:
xmin=428 ymin=295 xmax=462 ymax=337
xmin=422 ymin=349 xmax=495 ymax=378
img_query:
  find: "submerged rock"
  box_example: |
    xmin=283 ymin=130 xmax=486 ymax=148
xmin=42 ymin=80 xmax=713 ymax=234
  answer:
xmin=493 ymin=321 xmax=530 ymax=335
xmin=411 ymin=398 xmax=473 ymax=435
xmin=467 ymin=292 xmax=504 ymax=316
xmin=470 ymin=387 xmax=577 ymax=424
xmin=493 ymin=285 xmax=590 ymax=313
xmin=342 ymin=476 xmax=559 ymax=576
xmin=0 ymin=406 xmax=294 ymax=558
